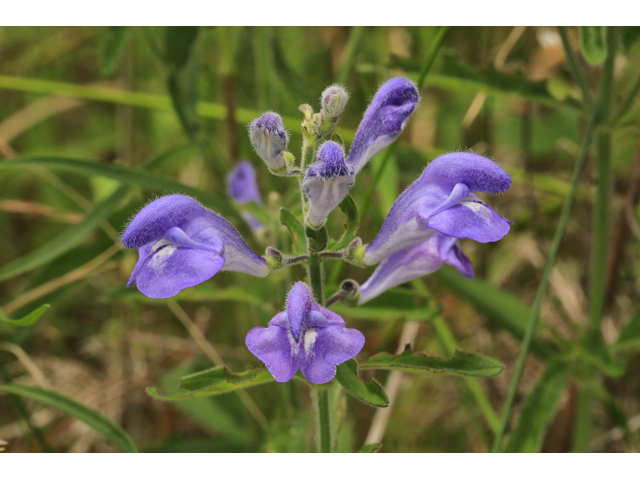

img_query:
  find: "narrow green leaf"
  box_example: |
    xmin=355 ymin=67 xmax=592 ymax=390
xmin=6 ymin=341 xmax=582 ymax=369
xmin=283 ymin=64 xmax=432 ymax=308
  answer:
xmin=505 ymin=362 xmax=568 ymax=452
xmin=0 ymin=156 xmax=244 ymax=225
xmin=147 ymin=366 xmax=274 ymax=400
xmin=434 ymin=267 xmax=553 ymax=359
xmin=0 ymin=384 xmax=136 ymax=452
xmin=100 ymin=26 xmax=133 ymax=76
xmin=0 ymin=304 xmax=49 ymax=327
xmin=329 ymin=196 xmax=359 ymax=252
xmin=0 ymin=185 xmax=126 ymax=282
xmin=165 ymin=27 xmax=200 ymax=70
xmin=360 ymin=443 xmax=382 ymax=453
xmin=280 ymin=207 xmax=307 ymax=254
xmin=359 ymin=347 xmax=504 ymax=378
xmin=334 ymin=289 xmax=440 ymax=321
xmin=613 ymin=308 xmax=640 ymax=352
xmin=334 ymin=360 xmax=389 ymax=408
xmin=579 ymin=26 xmax=608 ymax=66
xmin=306 ymin=225 xmax=328 ymax=252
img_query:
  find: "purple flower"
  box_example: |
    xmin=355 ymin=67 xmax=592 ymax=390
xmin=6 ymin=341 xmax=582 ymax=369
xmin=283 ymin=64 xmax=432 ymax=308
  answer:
xmin=227 ymin=161 xmax=264 ymax=233
xmin=358 ymin=233 xmax=474 ymax=305
xmin=122 ymin=195 xmax=269 ymax=299
xmin=249 ymin=112 xmax=289 ymax=173
xmin=245 ymin=282 xmax=364 ymax=384
xmin=227 ymin=161 xmax=262 ymax=205
xmin=303 ymin=141 xmax=355 ymax=228
xmin=346 ymin=77 xmax=419 ymax=174
xmin=360 ymin=152 xmax=512 ymax=266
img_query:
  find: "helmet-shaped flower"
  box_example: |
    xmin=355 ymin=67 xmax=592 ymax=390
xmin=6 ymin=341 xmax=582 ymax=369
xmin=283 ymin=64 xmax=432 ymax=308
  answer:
xmin=245 ymin=282 xmax=364 ymax=384
xmin=122 ymin=195 xmax=269 ymax=299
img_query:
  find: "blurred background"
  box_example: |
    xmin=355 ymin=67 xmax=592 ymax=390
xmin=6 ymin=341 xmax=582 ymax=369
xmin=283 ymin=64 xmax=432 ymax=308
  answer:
xmin=0 ymin=26 xmax=639 ymax=453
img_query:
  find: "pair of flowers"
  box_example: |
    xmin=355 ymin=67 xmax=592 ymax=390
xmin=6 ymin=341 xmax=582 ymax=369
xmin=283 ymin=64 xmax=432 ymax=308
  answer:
xmin=121 ymin=78 xmax=512 ymax=384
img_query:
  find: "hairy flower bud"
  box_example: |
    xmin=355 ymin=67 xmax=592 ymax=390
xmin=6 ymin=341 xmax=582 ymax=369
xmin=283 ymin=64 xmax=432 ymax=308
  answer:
xmin=320 ymin=84 xmax=349 ymax=119
xmin=249 ymin=112 xmax=289 ymax=173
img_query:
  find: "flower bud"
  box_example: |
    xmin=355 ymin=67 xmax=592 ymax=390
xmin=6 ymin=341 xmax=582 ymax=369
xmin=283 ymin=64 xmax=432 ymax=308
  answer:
xmin=320 ymin=84 xmax=349 ymax=119
xmin=249 ymin=112 xmax=289 ymax=173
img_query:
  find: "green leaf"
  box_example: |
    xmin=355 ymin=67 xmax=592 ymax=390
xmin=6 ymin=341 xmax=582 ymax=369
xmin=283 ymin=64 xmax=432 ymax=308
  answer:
xmin=334 ymin=360 xmax=389 ymax=408
xmin=329 ymin=196 xmax=359 ymax=252
xmin=0 ymin=304 xmax=49 ymax=327
xmin=388 ymin=53 xmax=581 ymax=109
xmin=0 ymin=156 xmax=244 ymax=225
xmin=0 ymin=384 xmax=136 ymax=452
xmin=613 ymin=308 xmax=640 ymax=352
xmin=579 ymin=26 xmax=608 ymax=66
xmin=0 ymin=185 xmax=126 ymax=282
xmin=165 ymin=27 xmax=200 ymax=70
xmin=505 ymin=362 xmax=568 ymax=452
xmin=100 ymin=26 xmax=133 ymax=76
xmin=306 ymin=225 xmax=328 ymax=252
xmin=360 ymin=443 xmax=382 ymax=453
xmin=334 ymin=289 xmax=440 ymax=322
xmin=280 ymin=208 xmax=307 ymax=254
xmin=359 ymin=347 xmax=504 ymax=377
xmin=434 ymin=267 xmax=553 ymax=359
xmin=147 ymin=366 xmax=275 ymax=400
xmin=106 ymin=284 xmax=273 ymax=312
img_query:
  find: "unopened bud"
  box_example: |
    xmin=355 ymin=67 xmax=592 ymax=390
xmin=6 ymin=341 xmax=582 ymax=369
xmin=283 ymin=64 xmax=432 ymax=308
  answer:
xmin=249 ymin=112 xmax=289 ymax=174
xmin=320 ymin=84 xmax=349 ymax=119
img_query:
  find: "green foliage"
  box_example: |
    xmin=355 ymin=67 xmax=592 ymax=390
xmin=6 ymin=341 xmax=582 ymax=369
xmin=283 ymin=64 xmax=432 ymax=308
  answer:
xmin=0 ymin=384 xmax=136 ymax=452
xmin=334 ymin=289 xmax=440 ymax=321
xmin=334 ymin=360 xmax=389 ymax=408
xmin=100 ymin=26 xmax=133 ymax=76
xmin=0 ymin=304 xmax=49 ymax=326
xmin=360 ymin=347 xmax=504 ymax=377
xmin=328 ymin=196 xmax=359 ymax=252
xmin=280 ymin=207 xmax=307 ymax=254
xmin=147 ymin=366 xmax=274 ymax=400
xmin=579 ymin=26 xmax=608 ymax=66
xmin=505 ymin=362 xmax=568 ymax=452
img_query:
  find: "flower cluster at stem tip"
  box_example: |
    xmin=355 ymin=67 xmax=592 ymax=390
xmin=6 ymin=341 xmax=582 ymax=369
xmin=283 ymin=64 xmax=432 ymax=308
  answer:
xmin=120 ymin=77 xmax=513 ymax=384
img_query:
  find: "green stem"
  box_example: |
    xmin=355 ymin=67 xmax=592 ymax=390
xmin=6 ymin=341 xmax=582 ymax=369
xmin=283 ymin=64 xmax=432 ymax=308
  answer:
xmin=337 ymin=26 xmax=365 ymax=85
xmin=558 ymin=26 xmax=593 ymax=109
xmin=432 ymin=317 xmax=500 ymax=434
xmin=307 ymin=252 xmax=325 ymax=306
xmin=573 ymin=26 xmax=619 ymax=453
xmin=417 ymin=26 xmax=451 ymax=89
xmin=316 ymin=388 xmax=331 ymax=453
xmin=490 ymin=83 xmax=600 ymax=454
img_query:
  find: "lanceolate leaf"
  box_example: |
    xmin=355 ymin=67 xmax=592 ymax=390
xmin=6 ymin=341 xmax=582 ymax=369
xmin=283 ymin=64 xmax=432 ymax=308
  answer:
xmin=505 ymin=362 xmax=569 ymax=453
xmin=330 ymin=196 xmax=359 ymax=251
xmin=146 ymin=366 xmax=274 ymax=401
xmin=100 ymin=26 xmax=133 ymax=76
xmin=280 ymin=207 xmax=307 ymax=254
xmin=334 ymin=360 xmax=389 ymax=408
xmin=0 ymin=384 xmax=136 ymax=453
xmin=0 ymin=156 xmax=244 ymax=224
xmin=0 ymin=304 xmax=50 ymax=327
xmin=359 ymin=347 xmax=504 ymax=378
xmin=579 ymin=26 xmax=608 ymax=66
xmin=434 ymin=267 xmax=553 ymax=359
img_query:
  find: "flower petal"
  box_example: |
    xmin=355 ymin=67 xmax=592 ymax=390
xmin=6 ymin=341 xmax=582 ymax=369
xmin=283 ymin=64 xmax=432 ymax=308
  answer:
xmin=299 ymin=325 xmax=365 ymax=384
xmin=424 ymin=195 xmax=512 ymax=243
xmin=227 ymin=161 xmax=262 ymax=205
xmin=132 ymin=243 xmax=225 ymax=299
xmin=246 ymin=324 xmax=299 ymax=382
xmin=346 ymin=78 xmax=419 ymax=174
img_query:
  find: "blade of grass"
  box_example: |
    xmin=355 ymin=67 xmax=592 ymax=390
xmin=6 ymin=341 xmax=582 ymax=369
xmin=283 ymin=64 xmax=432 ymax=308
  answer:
xmin=558 ymin=26 xmax=593 ymax=109
xmin=491 ymin=28 xmax=615 ymax=452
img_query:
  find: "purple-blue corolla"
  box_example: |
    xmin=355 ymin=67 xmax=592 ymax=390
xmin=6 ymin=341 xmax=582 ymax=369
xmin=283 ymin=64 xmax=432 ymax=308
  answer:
xmin=122 ymin=195 xmax=269 ymax=299
xmin=358 ymin=233 xmax=474 ymax=305
xmin=227 ymin=161 xmax=264 ymax=233
xmin=346 ymin=77 xmax=419 ymax=175
xmin=303 ymin=141 xmax=355 ymax=228
xmin=245 ymin=282 xmax=364 ymax=384
xmin=249 ymin=112 xmax=289 ymax=173
xmin=357 ymin=152 xmax=513 ymax=266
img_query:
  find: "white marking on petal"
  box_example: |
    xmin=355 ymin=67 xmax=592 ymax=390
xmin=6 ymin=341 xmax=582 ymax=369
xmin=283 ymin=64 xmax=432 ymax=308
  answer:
xmin=461 ymin=199 xmax=492 ymax=223
xmin=148 ymin=239 xmax=178 ymax=274
xmin=304 ymin=329 xmax=318 ymax=356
